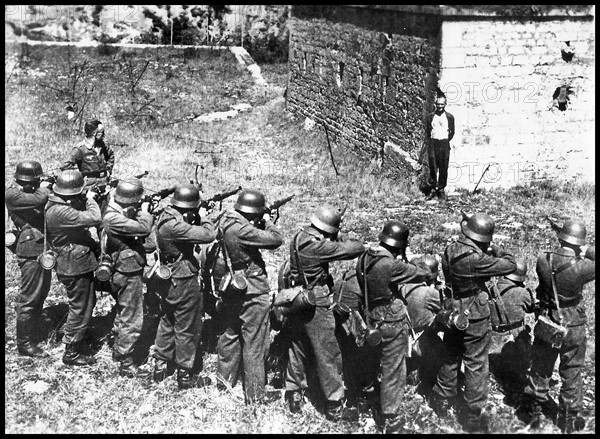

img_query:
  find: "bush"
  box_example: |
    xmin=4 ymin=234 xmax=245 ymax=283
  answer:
xmin=240 ymin=6 xmax=290 ymax=64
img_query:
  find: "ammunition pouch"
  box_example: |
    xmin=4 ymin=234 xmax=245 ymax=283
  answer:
xmin=534 ymin=314 xmax=568 ymax=349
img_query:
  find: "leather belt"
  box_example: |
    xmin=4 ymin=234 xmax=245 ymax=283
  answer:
xmin=492 ymin=319 xmax=524 ymax=333
xmin=231 ymin=261 xmax=250 ymax=271
xmin=82 ymin=170 xmax=107 ymax=178
xmin=161 ymin=253 xmax=184 ymax=264
xmin=369 ymin=296 xmax=396 ymax=307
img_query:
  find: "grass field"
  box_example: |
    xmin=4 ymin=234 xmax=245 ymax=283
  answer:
xmin=4 ymin=42 xmax=595 ymax=434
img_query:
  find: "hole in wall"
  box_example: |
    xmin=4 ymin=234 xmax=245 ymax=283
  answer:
xmin=552 ymin=85 xmax=573 ymax=111
xmin=561 ymin=41 xmax=575 ymax=62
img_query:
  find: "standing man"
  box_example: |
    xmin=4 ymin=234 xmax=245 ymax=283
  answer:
xmin=152 ymin=184 xmax=216 ymax=390
xmin=284 ymin=205 xmax=364 ymax=422
xmin=5 ymin=161 xmax=52 ymax=357
xmin=425 ymin=94 xmax=455 ymax=200
xmin=519 ymin=220 xmax=595 ymax=433
xmin=356 ymin=222 xmax=431 ymax=433
xmin=429 ymin=212 xmax=516 ymax=433
xmin=46 ymin=170 xmax=102 ymax=366
xmin=102 ymin=179 xmax=155 ymax=377
xmin=488 ymin=260 xmax=536 ymax=402
xmin=215 ymin=189 xmax=283 ymax=405
xmin=61 ymin=120 xmax=114 ymax=208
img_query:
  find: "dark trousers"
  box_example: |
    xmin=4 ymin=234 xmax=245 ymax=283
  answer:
xmin=523 ymin=324 xmax=586 ymax=414
xmin=285 ymin=305 xmax=345 ymax=402
xmin=154 ymin=276 xmax=203 ymax=371
xmin=408 ymin=326 xmax=445 ymax=396
xmin=489 ymin=326 xmax=532 ymax=395
xmin=16 ymin=257 xmax=52 ymax=337
xmin=432 ymin=318 xmax=491 ymax=412
xmin=428 ymin=138 xmax=450 ymax=190
xmin=217 ymin=292 xmax=271 ymax=403
xmin=111 ymin=271 xmax=144 ymax=358
xmin=57 ymin=272 xmax=96 ymax=344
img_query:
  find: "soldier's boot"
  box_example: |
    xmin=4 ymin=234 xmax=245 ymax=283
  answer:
xmin=153 ymin=359 xmax=169 ymax=383
xmin=177 ymin=368 xmax=212 ymax=390
xmin=325 ymin=400 xmax=359 ymax=423
xmin=518 ymin=395 xmax=543 ymax=429
xmin=462 ymin=407 xmax=490 ymax=434
xmin=62 ymin=341 xmax=97 ymax=366
xmin=557 ymin=410 xmax=586 ymax=434
xmin=285 ymin=390 xmax=303 ymax=414
xmin=16 ymin=320 xmax=48 ymax=357
xmin=428 ymin=392 xmax=451 ymax=418
xmin=119 ymin=355 xmax=138 ymax=378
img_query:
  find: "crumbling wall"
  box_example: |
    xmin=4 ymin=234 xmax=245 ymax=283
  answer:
xmin=439 ymin=17 xmax=595 ymax=189
xmin=286 ymin=6 xmax=440 ymax=176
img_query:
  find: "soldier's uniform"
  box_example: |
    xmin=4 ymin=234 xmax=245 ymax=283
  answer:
xmin=431 ymin=237 xmax=516 ymax=428
xmin=153 ymin=206 xmax=216 ymax=373
xmin=488 ymin=276 xmax=536 ymax=397
xmin=102 ymin=200 xmax=155 ymax=368
xmin=522 ymin=245 xmax=595 ymax=429
xmin=216 ymin=209 xmax=283 ymax=403
xmin=356 ymin=246 xmax=431 ymax=432
xmin=403 ymin=281 xmax=444 ymax=396
xmin=285 ymin=227 xmax=364 ymax=414
xmin=5 ymin=184 xmax=52 ymax=353
xmin=61 ymin=138 xmax=114 ymax=190
xmin=46 ymin=194 xmax=102 ymax=347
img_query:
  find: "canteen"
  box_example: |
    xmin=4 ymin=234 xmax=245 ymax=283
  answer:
xmin=38 ymin=250 xmax=57 ymax=270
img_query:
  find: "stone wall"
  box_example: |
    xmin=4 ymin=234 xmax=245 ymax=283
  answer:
xmin=439 ymin=17 xmax=595 ymax=189
xmin=286 ymin=6 xmax=440 ymax=177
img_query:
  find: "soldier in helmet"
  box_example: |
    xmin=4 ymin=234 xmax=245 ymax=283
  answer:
xmin=487 ymin=260 xmax=536 ymax=402
xmin=46 ymin=170 xmax=102 ymax=366
xmin=5 ymin=161 xmax=52 ymax=357
xmin=215 ymin=189 xmax=283 ymax=405
xmin=284 ymin=205 xmax=364 ymax=422
xmin=519 ymin=220 xmax=595 ymax=433
xmin=429 ymin=212 xmax=516 ymax=432
xmin=151 ymin=184 xmax=216 ymax=390
xmin=61 ymin=120 xmax=114 ymax=208
xmin=403 ymin=255 xmax=445 ymax=398
xmin=355 ymin=221 xmax=431 ymax=433
xmin=102 ymin=179 xmax=156 ymax=377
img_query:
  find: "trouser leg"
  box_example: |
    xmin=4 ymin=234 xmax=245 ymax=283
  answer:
xmin=436 ymin=139 xmax=450 ymax=190
xmin=111 ymin=272 xmax=144 ymax=358
xmin=216 ymin=299 xmax=243 ymax=388
xmin=57 ymin=272 xmax=96 ymax=344
xmin=558 ymin=324 xmax=586 ymax=414
xmin=462 ymin=319 xmax=491 ymax=412
xmin=16 ymin=257 xmax=51 ymax=342
xmin=172 ymin=277 xmax=203 ymax=370
xmin=380 ymin=319 xmax=409 ymax=429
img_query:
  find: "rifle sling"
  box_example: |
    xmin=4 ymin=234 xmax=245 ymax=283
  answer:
xmin=547 ymin=252 xmax=565 ymax=325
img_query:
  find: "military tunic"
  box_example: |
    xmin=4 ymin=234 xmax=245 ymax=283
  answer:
xmin=284 ymin=227 xmax=364 ymax=404
xmin=216 ymin=210 xmax=283 ymax=403
xmin=432 ymin=237 xmax=516 ymax=417
xmin=46 ymin=194 xmax=102 ymax=344
xmin=523 ymin=246 xmax=595 ymax=416
xmin=355 ymin=246 xmax=431 ymax=430
xmin=5 ymin=185 xmax=52 ymax=341
xmin=102 ymin=200 xmax=155 ymax=360
xmin=61 ymin=139 xmax=114 ymax=188
xmin=153 ymin=206 xmax=216 ymax=371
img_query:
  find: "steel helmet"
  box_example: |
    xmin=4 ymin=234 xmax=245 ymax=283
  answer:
xmin=114 ymin=178 xmax=144 ymax=205
xmin=379 ymin=220 xmax=409 ymax=249
xmin=171 ymin=184 xmax=201 ymax=209
xmin=410 ymin=254 xmax=439 ymax=281
xmin=310 ymin=205 xmax=342 ymax=234
xmin=461 ymin=212 xmax=494 ymax=243
xmin=506 ymin=260 xmax=527 ymax=283
xmin=15 ymin=160 xmax=43 ymax=182
xmin=53 ymin=170 xmax=85 ymax=196
xmin=234 ymin=189 xmax=267 ymax=215
xmin=558 ymin=220 xmax=586 ymax=246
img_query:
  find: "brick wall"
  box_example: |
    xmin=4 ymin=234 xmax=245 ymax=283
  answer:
xmin=286 ymin=6 xmax=440 ymax=177
xmin=439 ymin=18 xmax=595 ymax=189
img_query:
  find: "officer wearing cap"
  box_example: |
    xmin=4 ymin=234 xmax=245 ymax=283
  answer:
xmin=429 ymin=212 xmax=516 ymax=432
xmin=5 ymin=161 xmax=52 ymax=357
xmin=46 ymin=169 xmax=102 ymax=366
xmin=102 ymin=179 xmax=156 ymax=377
xmin=215 ymin=189 xmax=283 ymax=405
xmin=403 ymin=255 xmax=445 ymax=398
xmin=151 ymin=184 xmax=216 ymax=390
xmin=355 ymin=221 xmax=431 ymax=433
xmin=284 ymin=205 xmax=364 ymax=422
xmin=488 ymin=261 xmax=536 ymax=401
xmin=519 ymin=220 xmax=595 ymax=433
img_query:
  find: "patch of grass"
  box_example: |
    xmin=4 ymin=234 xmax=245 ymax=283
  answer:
xmin=4 ymin=43 xmax=595 ymax=434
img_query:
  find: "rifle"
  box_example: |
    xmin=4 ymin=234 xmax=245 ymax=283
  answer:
xmin=200 ymin=185 xmax=242 ymax=210
xmin=266 ymin=194 xmax=295 ymax=224
xmin=473 ymin=164 xmax=491 ymax=194
xmin=545 ymin=215 xmax=562 ymax=234
xmin=40 ymin=174 xmax=58 ymax=185
xmin=142 ymin=185 xmax=177 ymax=215
xmin=89 ymin=171 xmax=149 ymax=201
xmin=107 ymin=171 xmax=149 ymax=189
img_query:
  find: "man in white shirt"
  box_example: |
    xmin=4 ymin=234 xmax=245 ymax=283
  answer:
xmin=426 ymin=96 xmax=455 ymax=200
